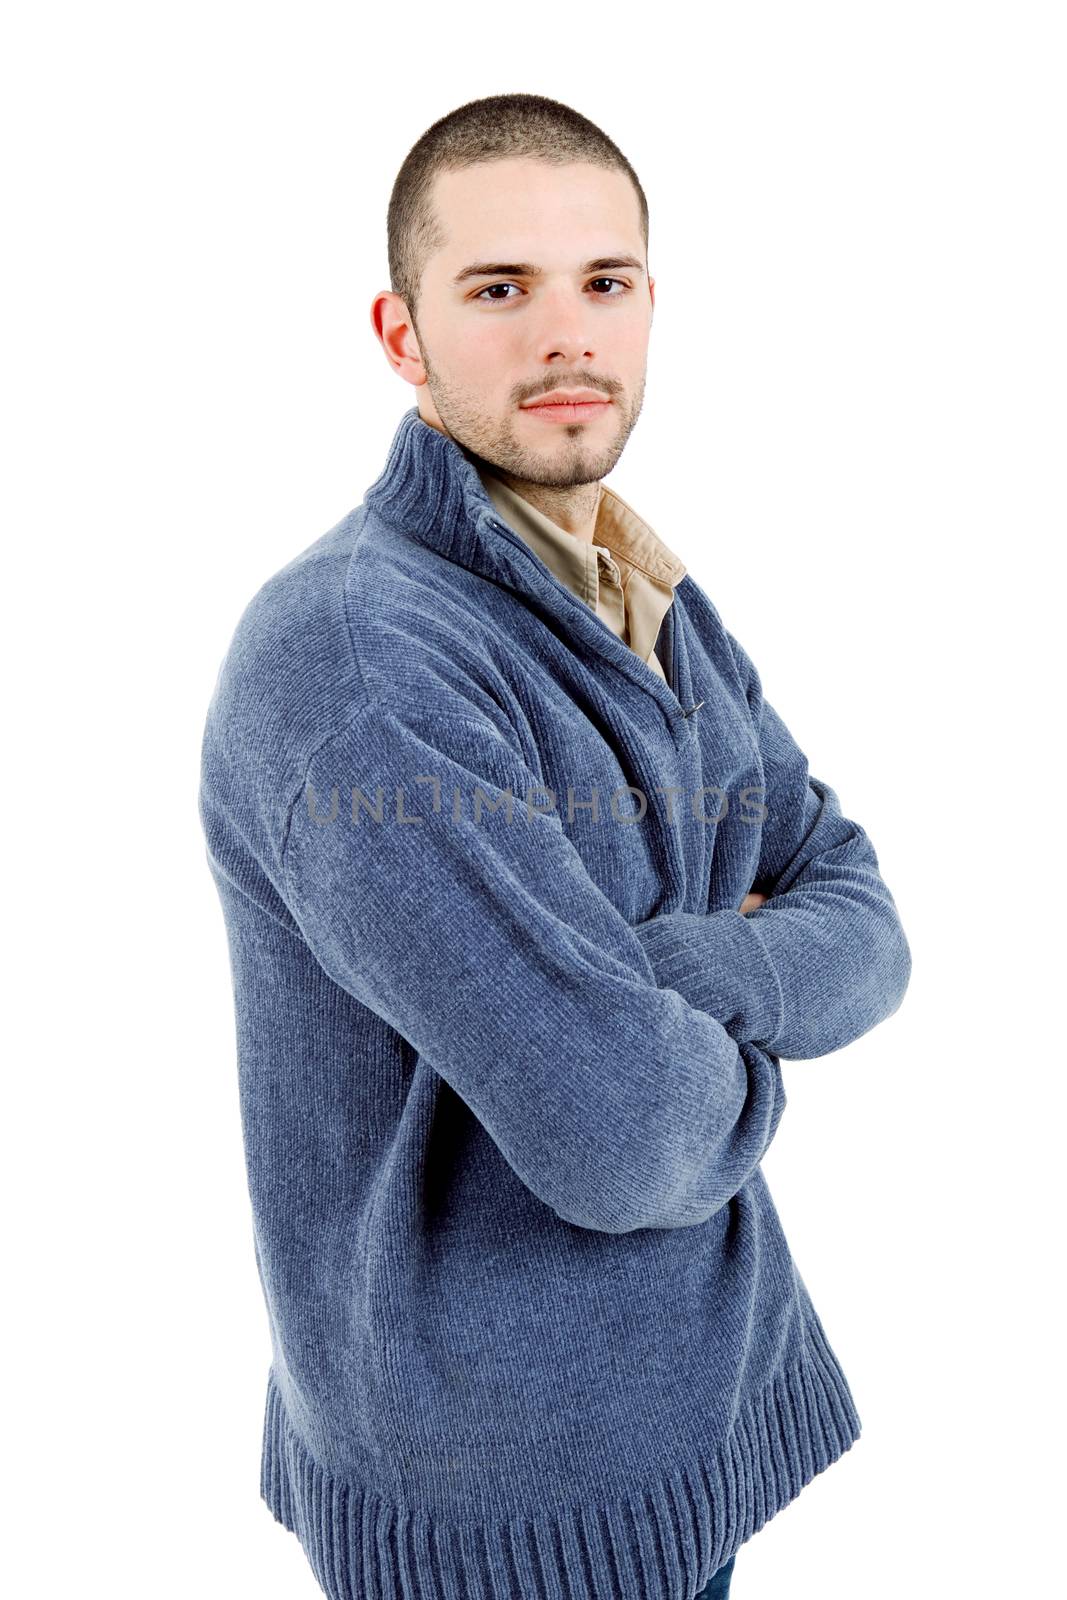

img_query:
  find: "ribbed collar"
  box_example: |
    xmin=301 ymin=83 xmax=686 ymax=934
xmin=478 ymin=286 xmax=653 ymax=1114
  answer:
xmin=364 ymin=406 xmax=515 ymax=582
xmin=363 ymin=405 xmax=703 ymax=725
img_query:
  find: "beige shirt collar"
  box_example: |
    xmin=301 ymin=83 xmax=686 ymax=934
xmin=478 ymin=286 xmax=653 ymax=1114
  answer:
xmin=476 ymin=469 xmax=687 ymax=670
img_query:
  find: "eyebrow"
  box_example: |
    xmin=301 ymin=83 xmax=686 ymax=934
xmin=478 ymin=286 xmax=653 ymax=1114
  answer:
xmin=451 ymin=254 xmax=647 ymax=285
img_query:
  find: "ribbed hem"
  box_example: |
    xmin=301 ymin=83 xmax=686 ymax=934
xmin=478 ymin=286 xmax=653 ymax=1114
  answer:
xmin=259 ymin=1312 xmax=860 ymax=1600
xmin=633 ymin=909 xmax=785 ymax=1050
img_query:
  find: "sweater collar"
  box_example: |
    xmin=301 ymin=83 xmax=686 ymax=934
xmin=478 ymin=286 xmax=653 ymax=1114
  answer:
xmin=363 ymin=406 xmax=700 ymax=722
xmin=365 ymin=404 xmax=687 ymax=587
xmin=364 ymin=406 xmax=515 ymax=582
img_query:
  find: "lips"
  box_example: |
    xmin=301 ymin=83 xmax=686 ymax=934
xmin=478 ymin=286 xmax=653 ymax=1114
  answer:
xmin=522 ymin=389 xmax=610 ymax=409
xmin=521 ymin=396 xmax=612 ymax=422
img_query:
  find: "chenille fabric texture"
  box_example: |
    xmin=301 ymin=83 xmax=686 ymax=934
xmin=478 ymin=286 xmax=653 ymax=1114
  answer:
xmin=198 ymin=405 xmax=912 ymax=1600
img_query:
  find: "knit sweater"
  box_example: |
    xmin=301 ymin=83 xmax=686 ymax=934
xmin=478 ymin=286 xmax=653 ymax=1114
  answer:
xmin=198 ymin=405 xmax=912 ymax=1600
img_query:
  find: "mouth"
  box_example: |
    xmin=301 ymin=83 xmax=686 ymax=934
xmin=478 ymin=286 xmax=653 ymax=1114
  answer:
xmin=520 ymin=399 xmax=613 ymax=423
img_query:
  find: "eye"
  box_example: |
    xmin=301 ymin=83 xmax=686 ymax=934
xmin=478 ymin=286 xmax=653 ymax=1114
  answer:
xmin=473 ymin=278 xmax=631 ymax=304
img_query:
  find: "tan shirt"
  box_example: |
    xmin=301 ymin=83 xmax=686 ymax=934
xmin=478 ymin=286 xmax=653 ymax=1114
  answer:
xmin=476 ymin=468 xmax=687 ymax=686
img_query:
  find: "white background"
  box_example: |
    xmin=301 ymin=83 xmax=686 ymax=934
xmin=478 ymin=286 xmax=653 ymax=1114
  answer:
xmin=4 ymin=3 xmax=1063 ymax=1596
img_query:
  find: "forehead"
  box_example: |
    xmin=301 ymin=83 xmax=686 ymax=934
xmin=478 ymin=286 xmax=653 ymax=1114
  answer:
xmin=427 ymin=159 xmax=643 ymax=265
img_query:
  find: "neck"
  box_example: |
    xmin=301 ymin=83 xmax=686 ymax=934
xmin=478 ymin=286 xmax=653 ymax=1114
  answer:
xmin=479 ymin=468 xmax=602 ymax=544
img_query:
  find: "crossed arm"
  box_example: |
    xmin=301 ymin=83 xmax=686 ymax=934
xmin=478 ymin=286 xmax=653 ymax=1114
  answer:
xmin=631 ymin=625 xmax=912 ymax=1062
xmin=278 ymin=648 xmax=906 ymax=1238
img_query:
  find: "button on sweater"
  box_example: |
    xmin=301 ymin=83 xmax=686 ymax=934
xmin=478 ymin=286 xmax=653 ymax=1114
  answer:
xmin=198 ymin=405 xmax=912 ymax=1600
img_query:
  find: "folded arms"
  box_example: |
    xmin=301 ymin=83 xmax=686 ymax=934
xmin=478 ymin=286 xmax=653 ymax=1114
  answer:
xmin=281 ymin=698 xmax=786 ymax=1235
xmin=633 ymin=628 xmax=913 ymax=1060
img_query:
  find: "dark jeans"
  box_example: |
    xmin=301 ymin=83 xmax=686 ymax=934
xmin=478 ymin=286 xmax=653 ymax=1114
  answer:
xmin=693 ymin=1551 xmax=736 ymax=1599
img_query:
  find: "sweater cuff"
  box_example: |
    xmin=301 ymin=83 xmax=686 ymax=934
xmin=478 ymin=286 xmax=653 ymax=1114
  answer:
xmin=632 ymin=909 xmax=785 ymax=1048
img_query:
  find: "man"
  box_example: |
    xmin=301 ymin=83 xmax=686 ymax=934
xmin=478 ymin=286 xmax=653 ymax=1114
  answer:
xmin=199 ymin=93 xmax=911 ymax=1600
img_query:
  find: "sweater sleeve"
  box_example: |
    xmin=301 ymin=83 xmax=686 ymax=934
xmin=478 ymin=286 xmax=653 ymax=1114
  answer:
xmin=633 ymin=629 xmax=912 ymax=1061
xmin=279 ymin=696 xmax=787 ymax=1235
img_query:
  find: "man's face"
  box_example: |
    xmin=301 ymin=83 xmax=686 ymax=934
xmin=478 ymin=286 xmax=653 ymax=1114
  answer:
xmin=402 ymin=158 xmax=654 ymax=489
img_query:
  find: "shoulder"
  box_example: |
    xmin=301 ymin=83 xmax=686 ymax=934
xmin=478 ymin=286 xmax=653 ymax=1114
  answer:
xmin=201 ymin=501 xmax=512 ymax=795
xmin=201 ymin=507 xmax=363 ymax=786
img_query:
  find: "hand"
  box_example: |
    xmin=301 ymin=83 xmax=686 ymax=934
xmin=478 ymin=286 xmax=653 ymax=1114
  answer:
xmin=739 ymin=891 xmax=768 ymax=916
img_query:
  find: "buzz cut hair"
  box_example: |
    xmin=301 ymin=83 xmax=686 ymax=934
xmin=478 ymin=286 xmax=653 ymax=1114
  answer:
xmin=387 ymin=92 xmax=649 ymax=331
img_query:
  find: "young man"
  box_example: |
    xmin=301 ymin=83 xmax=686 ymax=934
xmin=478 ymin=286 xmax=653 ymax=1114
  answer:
xmin=199 ymin=94 xmax=911 ymax=1600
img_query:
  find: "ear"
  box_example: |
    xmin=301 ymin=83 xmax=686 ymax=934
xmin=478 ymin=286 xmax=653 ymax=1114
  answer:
xmin=370 ymin=290 xmax=428 ymax=387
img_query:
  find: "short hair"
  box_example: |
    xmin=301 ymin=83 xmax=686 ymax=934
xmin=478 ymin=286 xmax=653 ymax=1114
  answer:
xmin=387 ymin=93 xmax=649 ymax=329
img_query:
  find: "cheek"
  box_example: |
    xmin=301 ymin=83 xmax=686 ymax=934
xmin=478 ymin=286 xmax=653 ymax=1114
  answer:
xmin=615 ymin=312 xmax=651 ymax=360
xmin=447 ymin=329 xmax=522 ymax=398
xmin=462 ymin=319 xmax=521 ymax=361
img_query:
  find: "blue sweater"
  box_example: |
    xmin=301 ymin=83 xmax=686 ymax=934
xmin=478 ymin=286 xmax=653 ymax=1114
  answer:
xmin=198 ymin=406 xmax=912 ymax=1600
